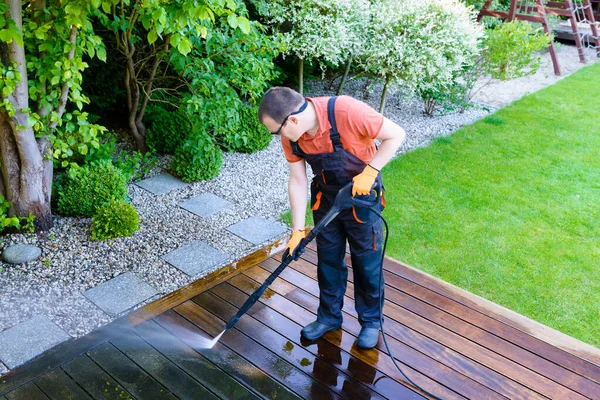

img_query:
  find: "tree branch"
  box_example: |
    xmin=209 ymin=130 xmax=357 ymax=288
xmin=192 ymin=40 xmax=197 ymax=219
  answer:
xmin=48 ymin=25 xmax=77 ymax=129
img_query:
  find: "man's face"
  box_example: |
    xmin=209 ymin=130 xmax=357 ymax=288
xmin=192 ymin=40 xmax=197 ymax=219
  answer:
xmin=262 ymin=115 xmax=303 ymax=142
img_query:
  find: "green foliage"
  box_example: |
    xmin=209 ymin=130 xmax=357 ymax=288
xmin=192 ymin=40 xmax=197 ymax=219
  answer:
xmin=218 ymin=105 xmax=272 ymax=153
xmin=57 ymin=160 xmax=128 ymax=217
xmin=85 ymin=132 xmax=158 ymax=181
xmin=483 ymin=21 xmax=552 ymax=81
xmin=90 ymin=199 xmax=140 ymax=241
xmin=144 ymin=105 xmax=192 ymax=154
xmin=252 ymin=0 xmax=369 ymax=67
xmin=50 ymin=111 xmax=108 ymax=168
xmin=359 ymin=0 xmax=483 ymax=114
xmin=171 ymin=126 xmax=223 ymax=182
xmin=0 ymin=196 xmax=35 ymax=235
xmin=170 ymin=1 xmax=280 ymax=148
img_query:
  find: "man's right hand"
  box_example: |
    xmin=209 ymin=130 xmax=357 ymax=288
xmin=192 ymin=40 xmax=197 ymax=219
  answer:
xmin=285 ymin=229 xmax=306 ymax=260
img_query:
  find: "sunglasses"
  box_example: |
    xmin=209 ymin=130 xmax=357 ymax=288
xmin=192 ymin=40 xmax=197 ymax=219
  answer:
xmin=271 ymin=99 xmax=308 ymax=135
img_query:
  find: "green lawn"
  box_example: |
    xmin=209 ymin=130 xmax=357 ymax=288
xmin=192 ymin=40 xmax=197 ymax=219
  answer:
xmin=383 ymin=63 xmax=600 ymax=347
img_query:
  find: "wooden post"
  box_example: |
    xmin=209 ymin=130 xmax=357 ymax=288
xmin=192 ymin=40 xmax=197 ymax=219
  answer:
xmin=477 ymin=0 xmax=495 ymax=22
xmin=583 ymin=0 xmax=600 ymax=57
xmin=565 ymin=0 xmax=587 ymax=62
xmin=536 ymin=0 xmax=562 ymax=75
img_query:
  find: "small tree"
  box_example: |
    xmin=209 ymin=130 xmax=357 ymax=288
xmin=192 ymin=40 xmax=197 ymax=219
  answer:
xmin=452 ymin=20 xmax=552 ymax=112
xmin=95 ymin=0 xmax=258 ymax=152
xmin=358 ymin=0 xmax=484 ymax=114
xmin=253 ymin=0 xmax=369 ymax=95
xmin=0 ymin=0 xmax=106 ymax=231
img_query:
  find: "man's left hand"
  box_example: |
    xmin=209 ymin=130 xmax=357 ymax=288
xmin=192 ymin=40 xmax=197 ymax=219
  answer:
xmin=352 ymin=164 xmax=379 ymax=196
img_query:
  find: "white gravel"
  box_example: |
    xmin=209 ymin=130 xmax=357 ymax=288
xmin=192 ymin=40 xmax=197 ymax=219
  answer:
xmin=0 ymin=44 xmax=596 ymax=375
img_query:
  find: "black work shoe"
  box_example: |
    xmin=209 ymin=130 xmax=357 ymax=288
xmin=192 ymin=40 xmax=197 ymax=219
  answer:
xmin=301 ymin=320 xmax=341 ymax=340
xmin=357 ymin=327 xmax=379 ymax=349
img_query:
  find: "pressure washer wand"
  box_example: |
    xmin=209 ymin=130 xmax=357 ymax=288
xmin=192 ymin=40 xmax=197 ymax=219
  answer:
xmin=224 ymin=182 xmax=380 ymax=332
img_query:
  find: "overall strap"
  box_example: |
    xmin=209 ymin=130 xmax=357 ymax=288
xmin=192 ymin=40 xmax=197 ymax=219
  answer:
xmin=327 ymin=97 xmax=344 ymax=151
xmin=290 ymin=140 xmax=305 ymax=157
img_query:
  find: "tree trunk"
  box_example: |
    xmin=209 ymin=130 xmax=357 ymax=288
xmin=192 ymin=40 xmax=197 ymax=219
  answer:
xmin=298 ymin=58 xmax=304 ymax=96
xmin=337 ymin=55 xmax=353 ymax=95
xmin=379 ymin=75 xmax=391 ymax=114
xmin=1 ymin=0 xmax=53 ymax=231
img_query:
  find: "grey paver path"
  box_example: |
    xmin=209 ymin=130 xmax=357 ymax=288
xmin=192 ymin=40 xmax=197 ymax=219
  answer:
xmin=135 ymin=173 xmax=188 ymax=195
xmin=0 ymin=315 xmax=70 ymax=369
xmin=161 ymin=240 xmax=228 ymax=276
xmin=226 ymin=216 xmax=287 ymax=246
xmin=83 ymin=272 xmax=158 ymax=316
xmin=179 ymin=193 xmax=233 ymax=218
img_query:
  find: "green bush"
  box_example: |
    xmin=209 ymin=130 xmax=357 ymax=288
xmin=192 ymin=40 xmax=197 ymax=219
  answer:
xmin=170 ymin=125 xmax=223 ymax=182
xmin=144 ymin=105 xmax=193 ymax=154
xmin=57 ymin=160 xmax=128 ymax=217
xmin=84 ymin=132 xmax=158 ymax=182
xmin=0 ymin=195 xmax=35 ymax=235
xmin=219 ymin=105 xmax=271 ymax=153
xmin=90 ymin=199 xmax=140 ymax=241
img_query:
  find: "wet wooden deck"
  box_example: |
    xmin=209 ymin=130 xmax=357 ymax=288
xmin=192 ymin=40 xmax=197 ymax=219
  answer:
xmin=1 ymin=242 xmax=600 ymax=399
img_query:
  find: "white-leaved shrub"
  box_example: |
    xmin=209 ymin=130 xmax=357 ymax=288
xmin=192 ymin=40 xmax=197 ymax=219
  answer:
xmin=253 ymin=0 xmax=369 ymax=94
xmin=359 ymin=0 xmax=484 ymax=113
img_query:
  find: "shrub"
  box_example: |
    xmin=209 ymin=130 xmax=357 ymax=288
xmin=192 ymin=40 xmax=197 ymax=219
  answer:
xmin=144 ymin=105 xmax=193 ymax=154
xmin=219 ymin=105 xmax=271 ymax=153
xmin=0 ymin=195 xmax=35 ymax=235
xmin=358 ymin=0 xmax=483 ymax=113
xmin=84 ymin=132 xmax=158 ymax=182
xmin=90 ymin=199 xmax=139 ymax=241
xmin=170 ymin=125 xmax=223 ymax=182
xmin=451 ymin=20 xmax=552 ymax=112
xmin=57 ymin=160 xmax=128 ymax=217
xmin=50 ymin=111 xmax=108 ymax=168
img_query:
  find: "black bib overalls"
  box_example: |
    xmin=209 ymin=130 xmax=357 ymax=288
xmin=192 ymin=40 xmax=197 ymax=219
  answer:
xmin=290 ymin=97 xmax=386 ymax=328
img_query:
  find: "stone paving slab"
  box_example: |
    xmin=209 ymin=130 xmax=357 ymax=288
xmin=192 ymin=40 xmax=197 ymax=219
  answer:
xmin=161 ymin=240 xmax=228 ymax=277
xmin=135 ymin=173 xmax=188 ymax=195
xmin=226 ymin=216 xmax=287 ymax=246
xmin=179 ymin=193 xmax=233 ymax=218
xmin=0 ymin=315 xmax=70 ymax=369
xmin=83 ymin=273 xmax=158 ymax=317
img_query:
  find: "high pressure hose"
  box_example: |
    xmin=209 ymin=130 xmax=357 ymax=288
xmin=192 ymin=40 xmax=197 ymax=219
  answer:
xmin=368 ymin=208 xmax=444 ymax=400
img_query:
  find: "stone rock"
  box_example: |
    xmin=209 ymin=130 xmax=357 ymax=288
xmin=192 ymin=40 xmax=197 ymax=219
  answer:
xmin=2 ymin=244 xmax=42 ymax=265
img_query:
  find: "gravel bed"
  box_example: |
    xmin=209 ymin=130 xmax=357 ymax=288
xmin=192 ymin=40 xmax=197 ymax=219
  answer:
xmin=0 ymin=75 xmax=494 ymax=372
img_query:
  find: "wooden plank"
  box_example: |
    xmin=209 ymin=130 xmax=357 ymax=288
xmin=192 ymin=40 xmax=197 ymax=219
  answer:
xmin=87 ymin=341 xmax=177 ymax=400
xmin=266 ymin=256 xmax=590 ymax=400
xmin=110 ymin=329 xmax=219 ymax=400
xmin=4 ymin=382 xmax=49 ymax=400
xmin=208 ymin=282 xmax=426 ymax=400
xmin=154 ymin=309 xmax=301 ymax=400
xmin=226 ymin=273 xmax=474 ymax=400
xmin=133 ymin=319 xmax=259 ymax=400
xmin=192 ymin=290 xmax=386 ymax=400
xmin=174 ymin=300 xmax=343 ymax=400
xmin=129 ymin=238 xmax=287 ymax=325
xmin=62 ymin=355 xmax=134 ymax=400
xmin=256 ymin=261 xmax=547 ymax=400
xmin=303 ymin=243 xmax=600 ymax=373
xmin=34 ymin=368 xmax=92 ymax=400
xmin=348 ymin=263 xmax=600 ymax=395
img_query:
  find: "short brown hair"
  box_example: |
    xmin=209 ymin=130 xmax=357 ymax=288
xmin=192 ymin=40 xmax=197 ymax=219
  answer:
xmin=258 ymin=87 xmax=305 ymax=124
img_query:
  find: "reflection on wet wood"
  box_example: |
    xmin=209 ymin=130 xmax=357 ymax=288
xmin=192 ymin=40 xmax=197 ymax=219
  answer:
xmin=3 ymin=241 xmax=599 ymax=400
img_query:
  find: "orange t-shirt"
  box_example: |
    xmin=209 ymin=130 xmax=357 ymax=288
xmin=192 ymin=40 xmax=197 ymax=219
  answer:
xmin=281 ymin=96 xmax=385 ymax=164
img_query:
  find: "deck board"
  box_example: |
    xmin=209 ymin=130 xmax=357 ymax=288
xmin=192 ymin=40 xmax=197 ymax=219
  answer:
xmin=1 ymin=245 xmax=600 ymax=399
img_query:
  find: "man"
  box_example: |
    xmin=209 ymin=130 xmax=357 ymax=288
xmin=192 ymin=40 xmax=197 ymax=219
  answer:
xmin=258 ymin=87 xmax=405 ymax=349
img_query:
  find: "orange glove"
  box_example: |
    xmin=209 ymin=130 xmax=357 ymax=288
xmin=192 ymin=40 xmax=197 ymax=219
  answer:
xmin=352 ymin=164 xmax=379 ymax=197
xmin=285 ymin=229 xmax=306 ymax=260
